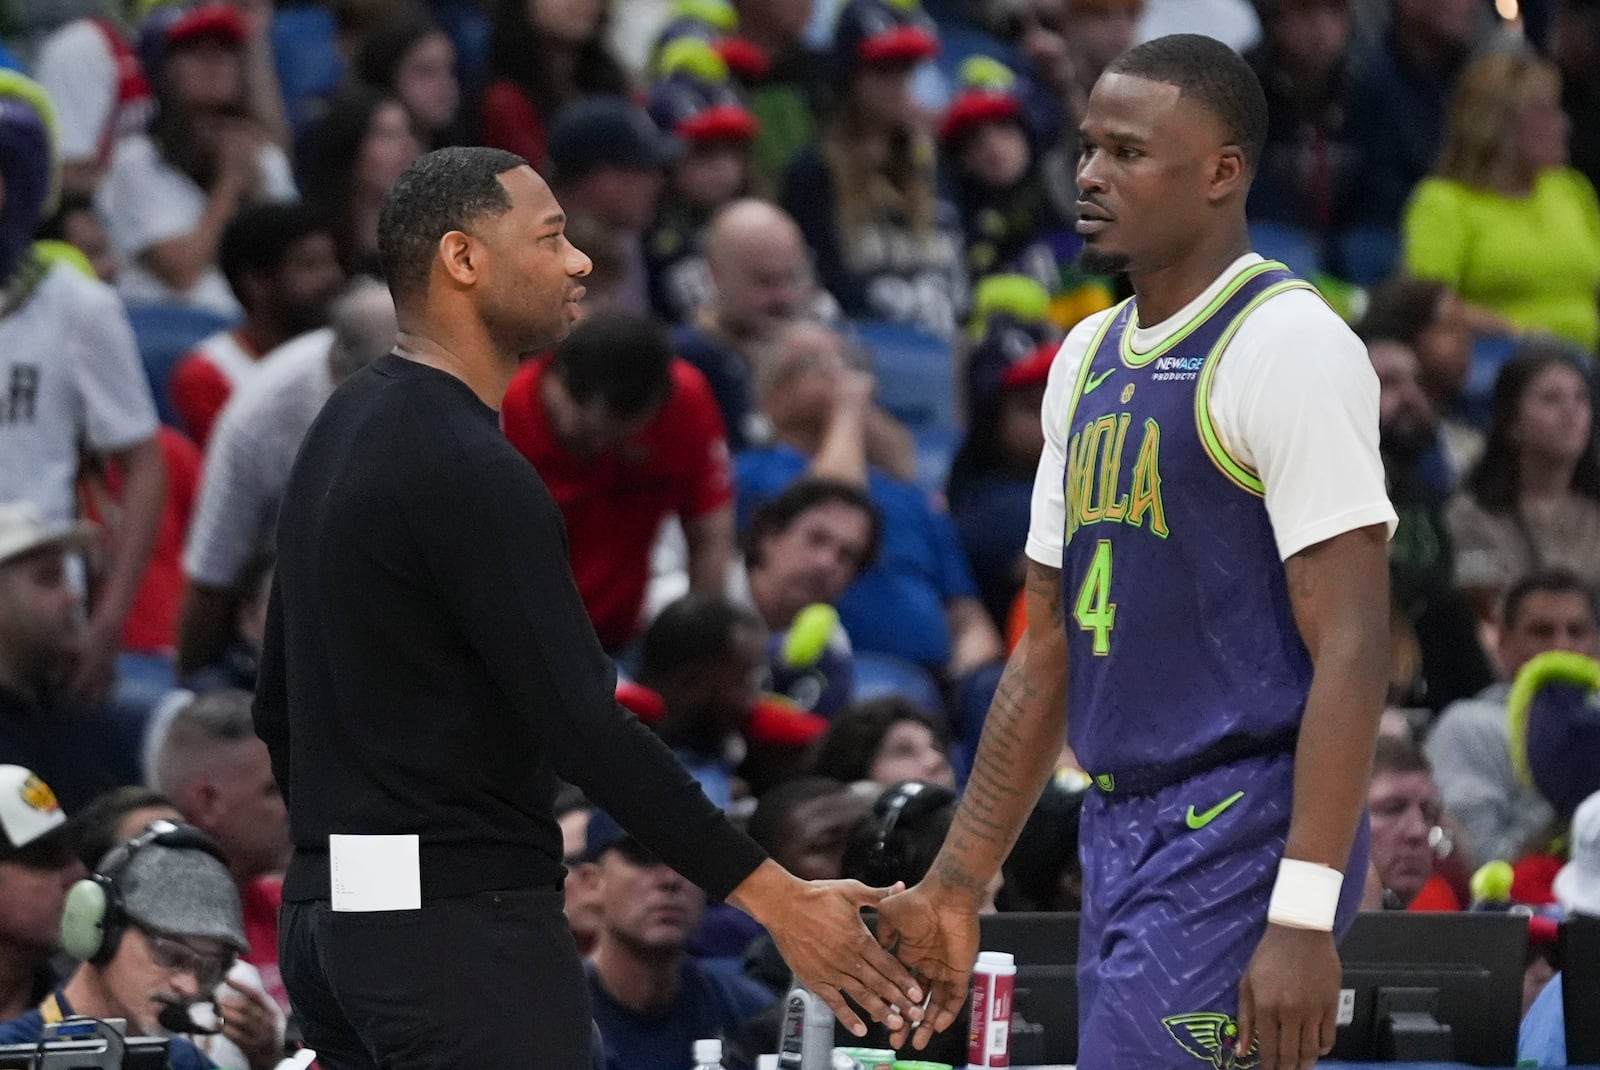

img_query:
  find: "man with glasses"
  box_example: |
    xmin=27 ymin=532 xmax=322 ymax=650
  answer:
xmin=0 ymin=818 xmax=268 ymax=1070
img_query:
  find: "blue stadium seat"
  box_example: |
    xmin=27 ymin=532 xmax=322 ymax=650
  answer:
xmin=124 ymin=303 xmax=239 ymax=428
xmin=1457 ymin=335 xmax=1520 ymax=432
xmin=1248 ymin=222 xmax=1322 ymax=279
xmin=851 ymin=651 xmax=945 ymax=717
xmin=913 ymin=423 xmax=962 ymax=496
xmin=1334 ymin=225 xmax=1401 ymax=288
xmin=852 ymin=320 xmax=957 ymax=430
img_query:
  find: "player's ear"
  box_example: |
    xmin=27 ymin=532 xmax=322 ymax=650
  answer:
xmin=1209 ymin=145 xmax=1247 ymax=203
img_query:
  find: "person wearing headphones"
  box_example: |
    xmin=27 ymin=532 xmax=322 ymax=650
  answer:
xmin=0 ymin=819 xmax=277 ymax=1070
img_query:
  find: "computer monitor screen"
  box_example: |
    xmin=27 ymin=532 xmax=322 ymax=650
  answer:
xmin=1330 ymin=911 xmax=1526 ymax=1066
xmin=978 ymin=912 xmax=1079 ymax=1067
xmin=1561 ymin=914 xmax=1600 ymax=1065
xmin=0 ymin=1037 xmax=170 ymax=1070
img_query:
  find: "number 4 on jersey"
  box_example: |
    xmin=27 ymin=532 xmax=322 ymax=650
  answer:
xmin=1075 ymin=540 xmax=1116 ymax=655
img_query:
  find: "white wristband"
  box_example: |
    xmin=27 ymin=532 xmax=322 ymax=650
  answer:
xmin=1267 ymin=858 xmax=1343 ymax=931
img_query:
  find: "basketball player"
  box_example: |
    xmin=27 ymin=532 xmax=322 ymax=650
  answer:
xmin=879 ymin=35 xmax=1397 ymax=1070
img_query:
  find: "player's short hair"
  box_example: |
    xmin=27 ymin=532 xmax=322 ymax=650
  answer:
xmin=742 ymin=479 xmax=882 ymax=576
xmin=1104 ymin=33 xmax=1269 ymax=170
xmin=377 ymin=146 xmax=525 ymax=301
xmin=548 ymin=310 xmax=674 ymax=418
xmin=1372 ymin=733 xmax=1431 ymax=778
xmin=1503 ymin=569 xmax=1600 ymax=632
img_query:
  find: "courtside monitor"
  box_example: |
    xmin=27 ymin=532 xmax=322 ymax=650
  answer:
xmin=0 ymin=1017 xmax=170 ymax=1069
xmin=978 ymin=911 xmax=1080 ymax=1066
xmin=1329 ymin=911 xmax=1526 ymax=1066
xmin=1561 ymin=915 xmax=1600 ymax=1065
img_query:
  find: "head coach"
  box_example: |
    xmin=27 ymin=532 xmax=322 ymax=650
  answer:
xmin=252 ymin=146 xmax=923 ymax=1070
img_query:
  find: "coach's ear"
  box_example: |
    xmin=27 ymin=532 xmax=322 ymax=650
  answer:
xmin=437 ymin=230 xmax=481 ymax=288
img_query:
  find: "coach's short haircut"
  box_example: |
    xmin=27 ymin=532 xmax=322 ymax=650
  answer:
xmin=1104 ymin=33 xmax=1269 ymax=170
xmin=377 ymin=146 xmax=527 ymax=301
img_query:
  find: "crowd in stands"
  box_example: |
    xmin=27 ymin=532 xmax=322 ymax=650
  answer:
xmin=2 ymin=0 xmax=1600 ymax=1065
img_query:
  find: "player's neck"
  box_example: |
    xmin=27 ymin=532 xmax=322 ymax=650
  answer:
xmin=1129 ymin=231 xmax=1253 ymax=328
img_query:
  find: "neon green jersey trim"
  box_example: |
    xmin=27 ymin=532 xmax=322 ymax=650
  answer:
xmin=1193 ymin=279 xmax=1322 ymax=497
xmin=1118 ymin=261 xmax=1285 ymax=369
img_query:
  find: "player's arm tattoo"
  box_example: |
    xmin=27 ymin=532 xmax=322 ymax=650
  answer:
xmin=931 ymin=559 xmax=1067 ymax=901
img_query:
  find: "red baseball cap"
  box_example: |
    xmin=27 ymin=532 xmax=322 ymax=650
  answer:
xmin=166 ymin=3 xmax=248 ymax=48
xmin=1001 ymin=341 xmax=1058 ymax=389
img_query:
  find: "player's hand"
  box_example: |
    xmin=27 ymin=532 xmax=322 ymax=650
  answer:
xmin=1237 ymin=924 xmax=1340 ymax=1070
xmin=731 ymin=861 xmax=924 ymax=1037
xmin=217 ymin=978 xmax=285 ymax=1070
xmin=875 ymin=883 xmax=980 ymax=1051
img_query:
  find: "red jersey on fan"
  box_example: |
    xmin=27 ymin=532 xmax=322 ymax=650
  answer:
xmin=501 ymin=356 xmax=733 ymax=651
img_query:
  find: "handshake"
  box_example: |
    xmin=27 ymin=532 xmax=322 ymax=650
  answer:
xmin=728 ymin=860 xmax=984 ymax=1051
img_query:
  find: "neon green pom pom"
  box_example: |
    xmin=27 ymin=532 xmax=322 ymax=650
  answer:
xmin=1470 ymin=860 xmax=1515 ymax=904
xmin=655 ymin=37 xmax=731 ymax=81
xmin=782 ymin=604 xmax=838 ymax=668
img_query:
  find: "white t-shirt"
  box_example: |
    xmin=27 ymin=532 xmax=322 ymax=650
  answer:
xmin=31 ymin=19 xmax=120 ymax=163
xmin=96 ymin=134 xmax=298 ymax=316
xmin=0 ymin=262 xmax=159 ymax=525
xmin=1027 ymin=254 xmax=1396 ymax=568
xmin=183 ymin=328 xmax=336 ymax=588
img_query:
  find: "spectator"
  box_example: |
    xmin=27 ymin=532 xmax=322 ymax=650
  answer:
xmin=679 ymin=200 xmax=914 ymax=472
xmin=746 ymin=776 xmax=871 ymax=882
xmin=781 ymin=0 xmax=969 ymax=338
xmin=1245 ymin=0 xmax=1358 ymax=243
xmin=0 ymin=766 xmax=81 ymax=1021
xmin=1518 ymin=788 xmax=1600 ymax=1068
xmin=147 ymin=690 xmax=289 ymax=1013
xmin=177 ymin=280 xmax=395 ymax=676
xmin=841 ymin=779 xmax=965 ymax=898
xmin=546 ymin=97 xmax=675 ymax=315
xmin=1343 ymin=0 xmax=1481 ymax=230
xmin=810 ymin=697 xmax=954 ymax=790
xmin=644 ymin=44 xmax=760 ymax=324
xmin=78 ymin=426 xmax=206 ymax=707
xmin=634 ymin=594 xmax=767 ymax=809
xmin=1445 ymin=346 xmax=1600 ymax=612
xmin=295 ymin=87 xmax=422 ymax=276
xmin=34 ymin=192 xmax=119 ymax=282
xmin=1426 ymin=570 xmax=1598 ymax=867
xmin=500 ymin=311 xmax=733 ymax=653
xmin=66 ymin=786 xmax=182 ymax=875
xmin=737 ymin=321 xmax=1002 ymax=695
xmin=0 ymin=73 xmax=165 ymax=703
xmin=354 ymin=11 xmax=464 ymax=150
xmin=556 ymin=786 xmax=605 ymax=955
xmin=1402 ymin=51 xmax=1600 ymax=352
xmin=1011 ymin=0 xmax=1142 ymax=136
xmin=30 ymin=12 xmax=155 ymax=196
xmin=96 ymin=3 xmax=297 ymax=316
xmin=183 ymin=554 xmax=271 ymax=695
xmin=1363 ymin=329 xmax=1492 ymax=712
xmin=739 ymin=479 xmax=880 ymax=714
xmin=479 ymin=0 xmax=630 ymax=171
xmin=948 ymin=338 xmax=1054 ymax=629
xmin=940 ymin=58 xmax=1075 ymax=293
xmin=0 ymin=821 xmax=256 ymax=1070
xmin=1134 ymin=0 xmax=1260 ymax=51
xmin=1552 ymin=0 xmax=1600 ymax=194
xmin=168 ymin=204 xmax=346 ymax=447
xmin=0 ymin=503 xmax=141 ymax=810
xmin=1367 ymin=734 xmax=1456 ymax=909
xmin=1001 ymin=773 xmax=1085 ymax=911
xmin=1359 ymin=275 xmax=1480 ymax=493
xmin=583 ymin=810 xmax=775 ymax=1070
xmin=725 ymin=0 xmax=824 ymax=186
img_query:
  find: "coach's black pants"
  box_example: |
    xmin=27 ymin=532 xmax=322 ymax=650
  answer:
xmin=281 ymin=885 xmax=598 ymax=1069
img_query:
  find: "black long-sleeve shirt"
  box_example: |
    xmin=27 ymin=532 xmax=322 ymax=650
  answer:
xmin=254 ymin=354 xmax=767 ymax=903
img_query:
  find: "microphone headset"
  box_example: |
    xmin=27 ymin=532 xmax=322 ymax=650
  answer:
xmin=59 ymin=819 xmax=229 ymax=966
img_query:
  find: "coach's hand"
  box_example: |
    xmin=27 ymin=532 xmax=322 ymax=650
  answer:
xmin=1237 ymin=924 xmax=1341 ymax=1070
xmin=875 ymin=883 xmax=979 ymax=1051
xmin=729 ymin=860 xmax=923 ymax=1037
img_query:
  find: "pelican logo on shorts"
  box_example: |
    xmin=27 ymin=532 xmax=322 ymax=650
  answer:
xmin=1161 ymin=1012 xmax=1259 ymax=1069
xmin=18 ymin=773 xmax=60 ymax=815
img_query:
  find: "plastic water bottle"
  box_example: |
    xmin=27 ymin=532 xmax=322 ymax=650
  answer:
xmin=693 ymin=1038 xmax=725 ymax=1069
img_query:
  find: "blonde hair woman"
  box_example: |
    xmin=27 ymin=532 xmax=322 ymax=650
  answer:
xmin=779 ymin=0 xmax=969 ymax=339
xmin=1402 ymin=51 xmax=1600 ymax=353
